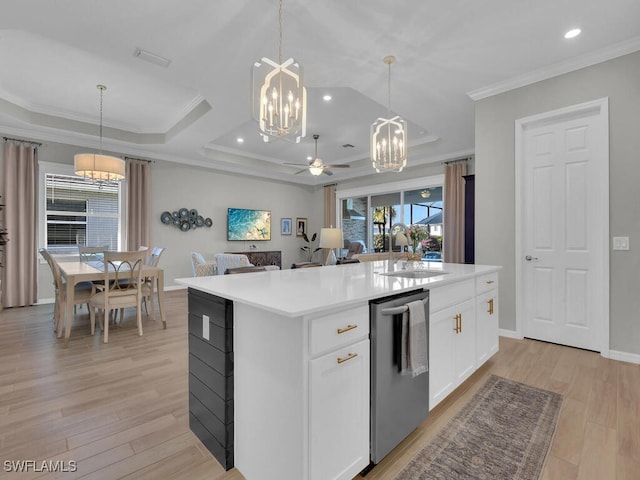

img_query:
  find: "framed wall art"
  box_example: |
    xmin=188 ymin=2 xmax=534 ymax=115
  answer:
xmin=296 ymin=217 xmax=307 ymax=237
xmin=281 ymin=218 xmax=292 ymax=235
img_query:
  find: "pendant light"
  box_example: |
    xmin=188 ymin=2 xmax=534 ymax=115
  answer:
xmin=371 ymin=56 xmax=407 ymax=173
xmin=251 ymin=0 xmax=306 ymax=143
xmin=74 ymin=85 xmax=125 ymax=184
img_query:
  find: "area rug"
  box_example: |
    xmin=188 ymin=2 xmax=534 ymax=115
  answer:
xmin=394 ymin=375 xmax=563 ymax=480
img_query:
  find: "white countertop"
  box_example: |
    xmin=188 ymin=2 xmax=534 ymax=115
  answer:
xmin=175 ymin=260 xmax=501 ymax=318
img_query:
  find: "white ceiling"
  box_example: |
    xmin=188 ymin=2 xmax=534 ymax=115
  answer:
xmin=1 ymin=0 xmax=640 ymax=185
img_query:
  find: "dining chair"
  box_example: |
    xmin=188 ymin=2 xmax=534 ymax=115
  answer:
xmin=39 ymin=248 xmax=94 ymax=338
xmin=78 ymin=245 xmax=109 ymax=262
xmin=89 ymin=250 xmax=146 ymax=343
xmin=78 ymin=245 xmax=110 ymax=310
xmin=140 ymin=246 xmax=165 ymax=318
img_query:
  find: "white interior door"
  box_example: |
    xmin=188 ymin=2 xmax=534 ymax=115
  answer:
xmin=516 ymin=99 xmax=609 ymax=352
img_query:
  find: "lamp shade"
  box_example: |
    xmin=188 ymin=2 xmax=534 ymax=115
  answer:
xmin=74 ymin=153 xmax=125 ymax=182
xmin=319 ymin=227 xmax=343 ymax=249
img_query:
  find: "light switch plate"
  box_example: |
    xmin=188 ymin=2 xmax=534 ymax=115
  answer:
xmin=613 ymin=236 xmax=629 ymax=250
xmin=202 ymin=314 xmax=210 ymax=340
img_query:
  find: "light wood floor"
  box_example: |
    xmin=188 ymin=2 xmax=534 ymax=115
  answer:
xmin=0 ymin=290 xmax=638 ymax=479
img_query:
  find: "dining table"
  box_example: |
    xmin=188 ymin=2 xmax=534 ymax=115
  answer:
xmin=55 ymin=256 xmax=166 ymax=347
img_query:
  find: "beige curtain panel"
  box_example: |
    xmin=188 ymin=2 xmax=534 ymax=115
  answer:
xmin=125 ymin=159 xmax=151 ymax=251
xmin=443 ymin=162 xmax=467 ymax=263
xmin=2 ymin=141 xmax=38 ymax=308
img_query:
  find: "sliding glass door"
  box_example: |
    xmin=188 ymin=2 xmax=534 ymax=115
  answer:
xmin=338 ymin=176 xmax=444 ymax=260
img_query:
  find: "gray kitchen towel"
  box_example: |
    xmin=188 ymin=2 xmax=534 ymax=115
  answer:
xmin=401 ymin=300 xmax=428 ymax=377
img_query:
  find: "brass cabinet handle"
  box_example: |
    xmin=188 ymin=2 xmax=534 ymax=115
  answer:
xmin=486 ymin=280 xmax=495 ymax=284
xmin=337 ymin=324 xmax=358 ymax=335
xmin=459 ymin=313 xmax=462 ymax=333
xmin=453 ymin=314 xmax=462 ymax=334
xmin=337 ymin=352 xmax=358 ymax=364
xmin=488 ymin=298 xmax=494 ymax=315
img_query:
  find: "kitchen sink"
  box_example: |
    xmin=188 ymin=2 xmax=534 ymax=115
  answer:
xmin=380 ymin=270 xmax=448 ymax=279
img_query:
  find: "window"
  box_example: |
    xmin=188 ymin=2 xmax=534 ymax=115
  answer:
xmin=40 ymin=163 xmax=122 ymax=256
xmin=337 ymin=175 xmax=444 ymax=258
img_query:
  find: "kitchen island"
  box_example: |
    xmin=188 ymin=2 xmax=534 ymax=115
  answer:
xmin=176 ymin=260 xmax=501 ymax=480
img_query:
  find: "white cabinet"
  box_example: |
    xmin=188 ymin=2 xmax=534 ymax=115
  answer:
xmin=234 ymin=303 xmax=369 ymax=480
xmin=309 ymin=306 xmax=369 ymax=480
xmin=476 ymin=273 xmax=499 ymax=364
xmin=310 ymin=339 xmax=370 ymax=480
xmin=428 ymin=274 xmax=500 ymax=410
xmin=429 ymin=297 xmax=476 ymax=407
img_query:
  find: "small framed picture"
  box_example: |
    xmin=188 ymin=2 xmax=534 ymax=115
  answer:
xmin=296 ymin=217 xmax=307 ymax=237
xmin=281 ymin=218 xmax=292 ymax=235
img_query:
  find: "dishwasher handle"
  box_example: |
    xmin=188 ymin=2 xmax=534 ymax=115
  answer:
xmin=380 ymin=296 xmax=428 ymax=316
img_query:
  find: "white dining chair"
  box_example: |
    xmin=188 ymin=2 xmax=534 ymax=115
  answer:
xmin=89 ymin=250 xmax=146 ymax=343
xmin=39 ymin=248 xmax=94 ymax=338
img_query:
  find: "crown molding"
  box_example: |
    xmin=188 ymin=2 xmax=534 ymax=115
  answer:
xmin=467 ymin=36 xmax=640 ymax=101
xmin=0 ymin=88 xmax=206 ymax=134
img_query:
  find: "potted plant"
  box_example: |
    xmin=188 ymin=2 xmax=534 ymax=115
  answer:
xmin=300 ymin=232 xmax=321 ymax=262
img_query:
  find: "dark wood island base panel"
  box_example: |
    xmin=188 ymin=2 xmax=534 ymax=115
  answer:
xmin=187 ymin=288 xmax=234 ymax=470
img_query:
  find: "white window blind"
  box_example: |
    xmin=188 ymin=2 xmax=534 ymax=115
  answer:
xmin=45 ymin=173 xmax=121 ymax=254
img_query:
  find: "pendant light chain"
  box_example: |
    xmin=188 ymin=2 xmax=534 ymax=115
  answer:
xmin=387 ymin=60 xmax=392 ymax=118
xmin=278 ymin=0 xmax=283 ymax=65
xmin=98 ymin=85 xmax=105 ymax=155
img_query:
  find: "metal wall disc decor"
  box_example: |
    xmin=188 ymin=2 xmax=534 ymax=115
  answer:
xmin=161 ymin=208 xmax=213 ymax=232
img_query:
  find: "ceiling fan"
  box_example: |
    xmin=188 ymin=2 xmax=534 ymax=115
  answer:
xmin=284 ymin=134 xmax=350 ymax=176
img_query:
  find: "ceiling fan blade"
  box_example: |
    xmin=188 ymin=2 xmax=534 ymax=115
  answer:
xmin=323 ymin=169 xmax=334 ymax=176
xmin=324 ymin=164 xmax=350 ymax=168
xmin=294 ymin=168 xmax=308 ymax=175
xmin=284 ymin=162 xmax=310 ymax=166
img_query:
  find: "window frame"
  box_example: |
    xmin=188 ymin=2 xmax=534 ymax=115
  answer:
xmin=38 ymin=161 xmax=125 ymax=260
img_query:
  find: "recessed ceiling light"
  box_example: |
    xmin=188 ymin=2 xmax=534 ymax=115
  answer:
xmin=307 ymin=155 xmax=313 ymax=161
xmin=564 ymin=28 xmax=581 ymax=39
xmin=237 ymin=137 xmax=244 ymax=144
xmin=323 ymin=94 xmax=332 ymax=102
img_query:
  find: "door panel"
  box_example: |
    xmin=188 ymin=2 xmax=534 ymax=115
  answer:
xmin=520 ymin=106 xmax=607 ymax=352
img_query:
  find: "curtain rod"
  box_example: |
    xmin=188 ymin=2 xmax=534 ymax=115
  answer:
xmin=124 ymin=156 xmax=155 ymax=164
xmin=441 ymin=156 xmax=472 ymax=165
xmin=3 ymin=136 xmax=43 ymax=147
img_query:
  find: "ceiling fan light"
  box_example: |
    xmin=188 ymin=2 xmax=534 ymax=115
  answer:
xmin=309 ymin=163 xmax=324 ymax=176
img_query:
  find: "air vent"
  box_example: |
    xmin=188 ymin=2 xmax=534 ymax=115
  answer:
xmin=134 ymin=48 xmax=171 ymax=68
xmin=342 ymin=143 xmax=355 ymax=148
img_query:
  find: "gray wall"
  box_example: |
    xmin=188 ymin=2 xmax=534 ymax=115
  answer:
xmin=475 ymin=50 xmax=640 ymax=355
xmin=150 ymin=161 xmax=323 ymax=285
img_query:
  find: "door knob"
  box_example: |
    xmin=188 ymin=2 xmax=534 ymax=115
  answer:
xmin=525 ymin=255 xmax=539 ymax=261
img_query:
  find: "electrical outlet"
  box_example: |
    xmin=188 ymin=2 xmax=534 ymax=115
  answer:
xmin=613 ymin=236 xmax=629 ymax=250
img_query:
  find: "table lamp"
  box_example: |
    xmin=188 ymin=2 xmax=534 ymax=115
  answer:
xmin=319 ymin=227 xmax=343 ymax=265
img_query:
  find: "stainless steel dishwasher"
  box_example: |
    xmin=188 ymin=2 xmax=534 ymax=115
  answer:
xmin=369 ymin=288 xmax=429 ymax=464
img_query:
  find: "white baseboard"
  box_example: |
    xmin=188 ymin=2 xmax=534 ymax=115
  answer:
xmin=165 ymin=284 xmax=187 ymax=291
xmin=608 ymin=349 xmax=640 ymax=365
xmin=497 ymin=330 xmax=640 ymax=365
xmin=498 ymin=328 xmax=523 ymax=339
